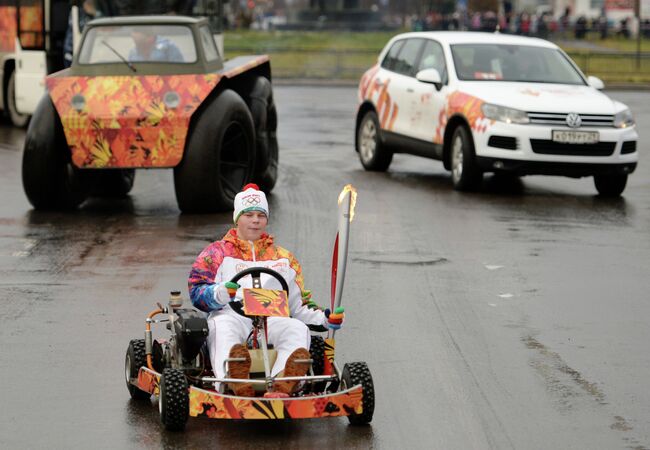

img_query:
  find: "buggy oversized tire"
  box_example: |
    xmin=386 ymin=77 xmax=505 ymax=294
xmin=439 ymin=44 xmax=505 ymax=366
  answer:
xmin=245 ymin=77 xmax=278 ymax=192
xmin=356 ymin=110 xmax=393 ymax=171
xmin=7 ymin=71 xmax=30 ymax=128
xmin=174 ymin=89 xmax=255 ymax=213
xmin=342 ymin=362 xmax=375 ymax=425
xmin=22 ymin=95 xmax=88 ymax=210
xmin=125 ymin=339 xmax=151 ymax=401
xmin=88 ymin=169 xmax=135 ymax=197
xmin=159 ymin=368 xmax=189 ymax=431
xmin=594 ymin=174 xmax=627 ymax=197
xmin=450 ymin=125 xmax=483 ymax=191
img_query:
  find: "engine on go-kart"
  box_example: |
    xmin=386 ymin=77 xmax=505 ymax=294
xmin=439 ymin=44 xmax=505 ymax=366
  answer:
xmin=172 ymin=309 xmax=209 ymax=364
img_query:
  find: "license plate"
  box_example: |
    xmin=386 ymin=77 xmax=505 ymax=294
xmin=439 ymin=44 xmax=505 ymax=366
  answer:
xmin=552 ymin=130 xmax=599 ymax=144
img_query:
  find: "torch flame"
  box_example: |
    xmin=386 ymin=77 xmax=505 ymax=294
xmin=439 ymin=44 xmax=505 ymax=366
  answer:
xmin=338 ymin=184 xmax=357 ymax=222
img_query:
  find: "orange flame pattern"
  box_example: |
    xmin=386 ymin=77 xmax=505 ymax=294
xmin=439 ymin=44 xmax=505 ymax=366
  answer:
xmin=242 ymin=288 xmax=290 ymax=317
xmin=47 ymin=74 xmax=221 ymax=168
xmin=434 ymin=91 xmax=493 ymax=144
xmin=359 ymin=65 xmax=399 ymax=131
xmin=190 ymin=385 xmax=363 ymax=419
xmin=0 ymin=7 xmax=17 ymax=52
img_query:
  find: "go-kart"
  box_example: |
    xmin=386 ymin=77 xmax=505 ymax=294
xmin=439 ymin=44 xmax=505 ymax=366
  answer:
xmin=125 ymin=267 xmax=374 ymax=431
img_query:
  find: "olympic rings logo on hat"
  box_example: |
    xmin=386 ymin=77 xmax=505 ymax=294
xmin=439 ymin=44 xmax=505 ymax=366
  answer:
xmin=242 ymin=195 xmax=261 ymax=206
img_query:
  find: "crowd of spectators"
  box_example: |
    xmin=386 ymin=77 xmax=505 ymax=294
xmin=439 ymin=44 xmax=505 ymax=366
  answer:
xmin=406 ymin=9 xmax=650 ymax=40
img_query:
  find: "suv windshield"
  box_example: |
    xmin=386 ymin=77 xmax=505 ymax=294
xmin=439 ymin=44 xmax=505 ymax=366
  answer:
xmin=78 ymin=25 xmax=197 ymax=65
xmin=450 ymin=44 xmax=585 ymax=85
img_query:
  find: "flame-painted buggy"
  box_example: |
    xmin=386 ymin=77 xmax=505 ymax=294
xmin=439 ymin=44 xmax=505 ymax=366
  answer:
xmin=22 ymin=16 xmax=277 ymax=213
xmin=125 ymin=267 xmax=375 ymax=431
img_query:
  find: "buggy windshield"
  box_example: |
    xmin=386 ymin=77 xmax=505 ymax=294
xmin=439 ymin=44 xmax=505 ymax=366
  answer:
xmin=78 ymin=25 xmax=197 ymax=65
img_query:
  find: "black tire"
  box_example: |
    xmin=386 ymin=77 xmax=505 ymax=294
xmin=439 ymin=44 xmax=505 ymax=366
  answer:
xmin=174 ymin=89 xmax=256 ymax=213
xmin=159 ymin=368 xmax=189 ymax=431
xmin=342 ymin=362 xmax=375 ymax=425
xmin=22 ymin=95 xmax=88 ymax=210
xmin=594 ymin=174 xmax=627 ymax=197
xmin=245 ymin=77 xmax=278 ymax=192
xmin=87 ymin=169 xmax=135 ymax=197
xmin=7 ymin=71 xmax=30 ymax=128
xmin=450 ymin=125 xmax=483 ymax=191
xmin=257 ymin=102 xmax=279 ymax=192
xmin=309 ymin=335 xmax=326 ymax=393
xmin=310 ymin=336 xmax=325 ymax=375
xmin=356 ymin=110 xmax=393 ymax=171
xmin=125 ymin=339 xmax=151 ymax=401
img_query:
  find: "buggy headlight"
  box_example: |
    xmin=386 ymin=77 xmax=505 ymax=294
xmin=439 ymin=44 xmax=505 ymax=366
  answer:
xmin=614 ymin=108 xmax=634 ymax=128
xmin=481 ymin=103 xmax=529 ymax=124
xmin=71 ymin=94 xmax=85 ymax=111
xmin=163 ymin=91 xmax=180 ymax=109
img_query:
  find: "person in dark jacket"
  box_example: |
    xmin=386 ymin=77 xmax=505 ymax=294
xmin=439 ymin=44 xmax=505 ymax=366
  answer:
xmin=63 ymin=0 xmax=98 ymax=68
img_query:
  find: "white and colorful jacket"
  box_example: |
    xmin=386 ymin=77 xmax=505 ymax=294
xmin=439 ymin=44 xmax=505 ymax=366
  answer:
xmin=188 ymin=229 xmax=327 ymax=328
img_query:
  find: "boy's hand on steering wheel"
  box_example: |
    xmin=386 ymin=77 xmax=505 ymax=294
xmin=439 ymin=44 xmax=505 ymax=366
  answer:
xmin=325 ymin=307 xmax=345 ymax=330
xmin=214 ymin=281 xmax=241 ymax=305
xmin=302 ymin=290 xmax=323 ymax=310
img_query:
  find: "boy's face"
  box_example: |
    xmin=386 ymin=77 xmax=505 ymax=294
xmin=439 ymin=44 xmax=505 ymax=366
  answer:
xmin=236 ymin=211 xmax=268 ymax=241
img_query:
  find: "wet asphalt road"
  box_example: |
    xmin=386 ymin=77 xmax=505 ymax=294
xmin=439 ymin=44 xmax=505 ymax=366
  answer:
xmin=1 ymin=87 xmax=649 ymax=449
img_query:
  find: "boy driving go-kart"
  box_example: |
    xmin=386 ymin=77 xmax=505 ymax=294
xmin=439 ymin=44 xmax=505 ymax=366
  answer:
xmin=188 ymin=184 xmax=344 ymax=398
xmin=124 ymin=184 xmax=372 ymax=431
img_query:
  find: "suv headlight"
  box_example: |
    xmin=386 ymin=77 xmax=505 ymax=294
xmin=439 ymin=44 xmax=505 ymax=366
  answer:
xmin=481 ymin=103 xmax=529 ymax=124
xmin=614 ymin=108 xmax=635 ymax=128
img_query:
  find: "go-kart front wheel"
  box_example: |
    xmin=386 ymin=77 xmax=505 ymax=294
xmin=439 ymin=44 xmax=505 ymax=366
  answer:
xmin=125 ymin=339 xmax=151 ymax=400
xmin=159 ymin=368 xmax=189 ymax=431
xmin=341 ymin=362 xmax=375 ymax=425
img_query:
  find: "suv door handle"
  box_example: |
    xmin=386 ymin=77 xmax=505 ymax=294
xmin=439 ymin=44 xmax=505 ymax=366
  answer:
xmin=406 ymin=88 xmax=414 ymax=93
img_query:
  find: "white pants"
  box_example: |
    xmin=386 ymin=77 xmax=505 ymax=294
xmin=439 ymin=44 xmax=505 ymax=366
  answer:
xmin=207 ymin=311 xmax=311 ymax=384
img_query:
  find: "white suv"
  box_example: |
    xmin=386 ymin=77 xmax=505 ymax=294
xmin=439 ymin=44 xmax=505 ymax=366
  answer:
xmin=355 ymin=32 xmax=638 ymax=196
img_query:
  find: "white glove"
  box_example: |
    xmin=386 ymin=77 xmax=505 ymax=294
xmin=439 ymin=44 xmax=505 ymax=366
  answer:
xmin=213 ymin=281 xmax=240 ymax=306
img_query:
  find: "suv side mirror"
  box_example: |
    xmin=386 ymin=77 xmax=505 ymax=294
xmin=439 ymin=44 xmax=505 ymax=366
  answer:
xmin=416 ymin=68 xmax=442 ymax=90
xmin=587 ymin=75 xmax=605 ymax=90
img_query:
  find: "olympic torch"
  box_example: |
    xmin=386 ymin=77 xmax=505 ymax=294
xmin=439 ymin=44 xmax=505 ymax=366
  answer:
xmin=329 ymin=184 xmax=357 ymax=340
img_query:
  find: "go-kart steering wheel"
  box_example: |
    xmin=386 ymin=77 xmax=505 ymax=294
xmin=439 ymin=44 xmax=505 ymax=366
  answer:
xmin=228 ymin=267 xmax=289 ymax=317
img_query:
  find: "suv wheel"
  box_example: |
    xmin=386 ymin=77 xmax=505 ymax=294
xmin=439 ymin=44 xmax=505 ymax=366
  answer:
xmin=356 ymin=110 xmax=392 ymax=171
xmin=594 ymin=174 xmax=627 ymax=197
xmin=450 ymin=125 xmax=482 ymax=191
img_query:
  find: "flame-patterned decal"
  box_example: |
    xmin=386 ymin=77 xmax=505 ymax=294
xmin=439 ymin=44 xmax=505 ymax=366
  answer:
xmin=47 ymin=74 xmax=221 ymax=168
xmin=434 ymin=91 xmax=493 ymax=144
xmin=0 ymin=5 xmax=43 ymax=51
xmin=359 ymin=65 xmax=399 ymax=131
xmin=189 ymin=385 xmax=363 ymax=419
xmin=137 ymin=367 xmax=160 ymax=396
xmin=0 ymin=7 xmax=17 ymax=52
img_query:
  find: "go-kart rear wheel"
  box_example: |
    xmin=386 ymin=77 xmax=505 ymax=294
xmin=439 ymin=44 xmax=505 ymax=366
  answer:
xmin=125 ymin=339 xmax=151 ymax=401
xmin=174 ymin=89 xmax=255 ymax=213
xmin=159 ymin=368 xmax=189 ymax=431
xmin=309 ymin=336 xmax=326 ymax=392
xmin=341 ymin=362 xmax=375 ymax=425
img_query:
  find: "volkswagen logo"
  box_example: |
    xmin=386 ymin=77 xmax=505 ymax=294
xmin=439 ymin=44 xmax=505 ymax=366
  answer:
xmin=566 ymin=113 xmax=582 ymax=128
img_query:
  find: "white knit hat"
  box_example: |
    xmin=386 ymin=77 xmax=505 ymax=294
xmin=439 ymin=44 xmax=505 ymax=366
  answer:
xmin=233 ymin=183 xmax=269 ymax=223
